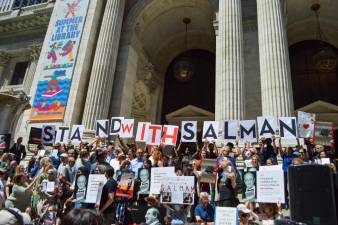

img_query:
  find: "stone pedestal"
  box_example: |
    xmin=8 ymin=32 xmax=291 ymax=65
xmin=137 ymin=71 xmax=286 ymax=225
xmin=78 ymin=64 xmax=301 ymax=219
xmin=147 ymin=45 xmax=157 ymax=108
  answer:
xmin=82 ymin=0 xmax=125 ymax=130
xmin=257 ymin=0 xmax=294 ymax=117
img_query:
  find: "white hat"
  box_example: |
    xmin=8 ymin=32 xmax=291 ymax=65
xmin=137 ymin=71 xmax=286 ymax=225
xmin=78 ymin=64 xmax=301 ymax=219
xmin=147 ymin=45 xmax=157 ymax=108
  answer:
xmin=60 ymin=153 xmax=68 ymax=157
xmin=237 ymin=204 xmax=251 ymax=214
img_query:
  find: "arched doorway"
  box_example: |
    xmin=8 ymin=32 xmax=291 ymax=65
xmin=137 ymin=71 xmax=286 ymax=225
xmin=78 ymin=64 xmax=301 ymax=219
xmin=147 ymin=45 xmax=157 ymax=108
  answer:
xmin=161 ymin=49 xmax=215 ymax=123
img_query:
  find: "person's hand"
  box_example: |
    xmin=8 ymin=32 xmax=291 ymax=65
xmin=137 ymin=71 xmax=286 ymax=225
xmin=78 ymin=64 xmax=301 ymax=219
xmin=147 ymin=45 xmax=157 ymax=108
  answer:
xmin=95 ymin=203 xmax=99 ymax=209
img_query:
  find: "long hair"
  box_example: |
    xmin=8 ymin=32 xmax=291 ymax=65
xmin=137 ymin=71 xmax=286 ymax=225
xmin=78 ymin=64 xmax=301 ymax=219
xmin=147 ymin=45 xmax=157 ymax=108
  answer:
xmin=60 ymin=209 xmax=106 ymax=225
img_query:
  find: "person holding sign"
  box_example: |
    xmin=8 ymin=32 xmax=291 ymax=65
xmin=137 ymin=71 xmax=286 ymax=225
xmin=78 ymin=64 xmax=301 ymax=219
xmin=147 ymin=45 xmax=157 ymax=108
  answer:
xmin=259 ymin=137 xmax=277 ymax=165
xmin=217 ymin=160 xmax=238 ymax=207
xmin=99 ymin=167 xmax=117 ymax=224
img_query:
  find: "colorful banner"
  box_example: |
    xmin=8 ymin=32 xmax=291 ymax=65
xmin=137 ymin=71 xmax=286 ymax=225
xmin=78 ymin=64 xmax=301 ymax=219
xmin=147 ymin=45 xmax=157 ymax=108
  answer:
xmin=30 ymin=0 xmax=90 ymax=121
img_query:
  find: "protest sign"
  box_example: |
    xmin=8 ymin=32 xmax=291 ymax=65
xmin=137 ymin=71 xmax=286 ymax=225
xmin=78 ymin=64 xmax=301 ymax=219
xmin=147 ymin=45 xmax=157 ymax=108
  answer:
xmin=257 ymin=116 xmax=276 ymax=138
xmin=136 ymin=122 xmax=150 ymax=142
xmin=239 ymin=120 xmax=257 ymax=143
xmin=161 ymin=125 xmax=179 ymax=146
xmin=150 ymin=167 xmax=175 ymax=194
xmin=0 ymin=134 xmax=10 ymax=152
xmin=242 ymin=171 xmax=257 ymax=201
xmin=257 ymin=166 xmax=285 ymax=203
xmin=215 ymin=207 xmax=238 ymax=225
xmin=137 ymin=168 xmax=151 ymax=196
xmin=298 ymin=111 xmax=315 ymax=138
xmin=222 ymin=120 xmax=238 ymax=143
xmin=120 ymin=119 xmax=135 ymax=138
xmin=314 ymin=121 xmax=334 ymax=145
xmin=202 ymin=121 xmax=219 ymax=142
xmin=181 ymin=121 xmax=197 ymax=142
xmin=85 ymin=174 xmax=107 ymax=203
xmin=74 ymin=172 xmax=89 ymax=204
xmin=37 ymin=150 xmax=46 ymax=157
xmin=42 ymin=125 xmax=56 ymax=145
xmin=116 ymin=170 xmax=135 ymax=199
xmin=127 ymin=205 xmax=166 ymax=225
xmin=200 ymin=159 xmax=217 ymax=184
xmin=29 ymin=127 xmax=42 ymax=144
xmin=42 ymin=181 xmax=55 ymax=193
xmin=160 ymin=176 xmax=194 ymax=205
xmin=96 ymin=120 xmax=109 ymax=138
xmin=279 ymin=117 xmax=298 ymax=139
xmin=147 ymin=125 xmax=162 ymax=146
xmin=55 ymin=126 xmax=70 ymax=144
xmin=70 ymin=125 xmax=84 ymax=145
xmin=110 ymin=117 xmax=124 ymax=135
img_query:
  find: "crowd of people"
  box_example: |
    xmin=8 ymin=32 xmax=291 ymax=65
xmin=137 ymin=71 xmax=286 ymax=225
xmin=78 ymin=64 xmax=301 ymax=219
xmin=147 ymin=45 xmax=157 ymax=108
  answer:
xmin=0 ymin=134 xmax=335 ymax=225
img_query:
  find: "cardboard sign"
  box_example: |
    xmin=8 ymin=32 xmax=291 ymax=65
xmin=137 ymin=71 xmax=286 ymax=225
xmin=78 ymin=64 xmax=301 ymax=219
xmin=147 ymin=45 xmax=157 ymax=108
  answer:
xmin=257 ymin=167 xmax=285 ymax=203
xmin=85 ymin=174 xmax=107 ymax=203
xmin=215 ymin=207 xmax=238 ymax=225
xmin=160 ymin=176 xmax=195 ymax=205
xmin=110 ymin=117 xmax=124 ymax=135
xmin=298 ymin=111 xmax=315 ymax=138
xmin=181 ymin=121 xmax=197 ymax=142
xmin=314 ymin=121 xmax=335 ymax=145
xmin=42 ymin=125 xmax=56 ymax=145
xmin=257 ymin=116 xmax=276 ymax=138
xmin=239 ymin=120 xmax=257 ymax=143
xmin=116 ymin=170 xmax=135 ymax=199
xmin=120 ymin=119 xmax=135 ymax=138
xmin=242 ymin=171 xmax=257 ymax=201
xmin=222 ymin=120 xmax=238 ymax=143
xmin=200 ymin=159 xmax=218 ymax=184
xmin=54 ymin=126 xmax=70 ymax=144
xmin=279 ymin=117 xmax=298 ymax=139
xmin=146 ymin=125 xmax=162 ymax=146
xmin=137 ymin=168 xmax=151 ymax=196
xmin=96 ymin=120 xmax=109 ymax=138
xmin=150 ymin=167 xmax=175 ymax=195
xmin=135 ymin=122 xmax=150 ymax=142
xmin=161 ymin=125 xmax=179 ymax=146
xmin=0 ymin=134 xmax=11 ymax=151
xmin=202 ymin=121 xmax=219 ymax=142
xmin=70 ymin=125 xmax=84 ymax=145
xmin=29 ymin=127 xmax=42 ymax=144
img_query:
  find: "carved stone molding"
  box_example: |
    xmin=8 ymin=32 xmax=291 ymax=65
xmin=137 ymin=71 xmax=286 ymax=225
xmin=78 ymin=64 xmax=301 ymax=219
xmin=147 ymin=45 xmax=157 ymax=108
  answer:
xmin=28 ymin=45 xmax=42 ymax=61
xmin=0 ymin=51 xmax=11 ymax=67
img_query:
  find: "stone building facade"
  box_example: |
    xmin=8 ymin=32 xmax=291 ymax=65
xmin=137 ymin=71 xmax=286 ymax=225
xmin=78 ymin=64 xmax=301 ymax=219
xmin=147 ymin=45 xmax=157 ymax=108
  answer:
xmin=0 ymin=0 xmax=337 ymax=143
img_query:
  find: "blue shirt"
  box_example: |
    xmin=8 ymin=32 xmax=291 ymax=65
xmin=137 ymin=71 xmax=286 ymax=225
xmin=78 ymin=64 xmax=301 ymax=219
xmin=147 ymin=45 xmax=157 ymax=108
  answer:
xmin=131 ymin=158 xmax=144 ymax=176
xmin=194 ymin=203 xmax=214 ymax=222
xmin=282 ymin=155 xmax=293 ymax=172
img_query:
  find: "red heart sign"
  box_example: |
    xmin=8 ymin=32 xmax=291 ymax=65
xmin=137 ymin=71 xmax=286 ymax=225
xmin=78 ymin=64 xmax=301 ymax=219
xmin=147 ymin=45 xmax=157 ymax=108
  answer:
xmin=303 ymin=124 xmax=310 ymax=129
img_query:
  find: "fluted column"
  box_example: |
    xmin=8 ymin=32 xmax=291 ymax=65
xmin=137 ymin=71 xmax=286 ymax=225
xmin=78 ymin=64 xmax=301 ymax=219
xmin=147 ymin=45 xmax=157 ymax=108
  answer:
xmin=82 ymin=0 xmax=125 ymax=130
xmin=257 ymin=0 xmax=294 ymax=117
xmin=217 ymin=0 xmax=245 ymax=120
xmin=0 ymin=51 xmax=11 ymax=87
xmin=23 ymin=45 xmax=41 ymax=94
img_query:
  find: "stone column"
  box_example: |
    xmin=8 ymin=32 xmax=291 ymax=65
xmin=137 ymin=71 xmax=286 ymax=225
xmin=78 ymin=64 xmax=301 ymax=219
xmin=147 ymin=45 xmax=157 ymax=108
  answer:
xmin=0 ymin=51 xmax=11 ymax=87
xmin=216 ymin=0 xmax=245 ymax=120
xmin=82 ymin=0 xmax=125 ymax=130
xmin=257 ymin=0 xmax=294 ymax=117
xmin=23 ymin=45 xmax=41 ymax=94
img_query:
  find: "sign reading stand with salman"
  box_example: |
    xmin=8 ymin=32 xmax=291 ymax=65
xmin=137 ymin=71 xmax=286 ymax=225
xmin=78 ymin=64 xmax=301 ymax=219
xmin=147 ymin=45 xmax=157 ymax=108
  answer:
xmin=30 ymin=0 xmax=90 ymax=121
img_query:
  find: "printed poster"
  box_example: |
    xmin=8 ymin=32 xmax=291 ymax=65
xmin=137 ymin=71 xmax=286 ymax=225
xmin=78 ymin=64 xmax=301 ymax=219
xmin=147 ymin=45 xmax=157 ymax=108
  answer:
xmin=242 ymin=171 xmax=257 ymax=202
xmin=116 ymin=170 xmax=135 ymax=199
xmin=257 ymin=167 xmax=285 ymax=204
xmin=150 ymin=167 xmax=175 ymax=195
xmin=73 ymin=172 xmax=89 ymax=204
xmin=30 ymin=0 xmax=90 ymax=121
xmin=28 ymin=127 xmax=42 ymax=144
xmin=314 ymin=121 xmax=335 ymax=145
xmin=126 ymin=206 xmax=166 ymax=225
xmin=215 ymin=207 xmax=238 ymax=225
xmin=85 ymin=174 xmax=107 ymax=203
xmin=137 ymin=168 xmax=151 ymax=196
xmin=160 ymin=176 xmax=195 ymax=205
xmin=297 ymin=111 xmax=315 ymax=138
xmin=200 ymin=159 xmax=217 ymax=184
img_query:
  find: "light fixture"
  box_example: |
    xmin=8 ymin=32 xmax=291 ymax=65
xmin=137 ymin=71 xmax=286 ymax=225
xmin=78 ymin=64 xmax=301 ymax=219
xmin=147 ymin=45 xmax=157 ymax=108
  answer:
xmin=173 ymin=18 xmax=194 ymax=82
xmin=311 ymin=3 xmax=337 ymax=73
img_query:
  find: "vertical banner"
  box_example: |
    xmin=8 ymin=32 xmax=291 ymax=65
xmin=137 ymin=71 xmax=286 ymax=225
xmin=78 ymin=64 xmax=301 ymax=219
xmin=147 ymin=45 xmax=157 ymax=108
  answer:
xmin=0 ymin=134 xmax=11 ymax=152
xmin=215 ymin=207 xmax=238 ymax=225
xmin=115 ymin=170 xmax=135 ymax=199
xmin=30 ymin=0 xmax=90 ymax=121
xmin=298 ymin=111 xmax=315 ymax=138
xmin=239 ymin=120 xmax=257 ymax=143
xmin=279 ymin=117 xmax=298 ymax=139
xmin=135 ymin=122 xmax=150 ymax=142
xmin=42 ymin=125 xmax=56 ymax=145
xmin=257 ymin=116 xmax=276 ymax=138
xmin=200 ymin=159 xmax=217 ymax=184
xmin=242 ymin=171 xmax=257 ymax=201
xmin=202 ymin=121 xmax=219 ymax=142
xmin=161 ymin=125 xmax=179 ymax=146
xmin=181 ymin=121 xmax=197 ymax=142
xmin=314 ymin=121 xmax=335 ymax=145
xmin=257 ymin=166 xmax=285 ymax=203
xmin=120 ymin=119 xmax=135 ymax=138
xmin=160 ymin=176 xmax=195 ymax=205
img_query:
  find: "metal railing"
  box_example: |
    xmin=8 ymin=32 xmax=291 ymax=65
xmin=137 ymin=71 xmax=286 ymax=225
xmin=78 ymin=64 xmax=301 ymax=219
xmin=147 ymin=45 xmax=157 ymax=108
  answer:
xmin=0 ymin=0 xmax=48 ymax=13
